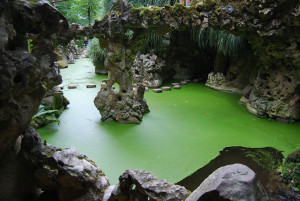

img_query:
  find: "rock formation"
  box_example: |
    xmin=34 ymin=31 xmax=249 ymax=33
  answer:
xmin=103 ymin=169 xmax=189 ymax=201
xmin=66 ymin=0 xmax=300 ymax=122
xmin=133 ymin=53 xmax=166 ymax=88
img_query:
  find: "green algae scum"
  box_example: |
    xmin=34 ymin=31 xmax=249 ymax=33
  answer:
xmin=38 ymin=58 xmax=300 ymax=184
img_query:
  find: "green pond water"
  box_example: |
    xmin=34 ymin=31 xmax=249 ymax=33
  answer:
xmin=38 ymin=58 xmax=300 ymax=185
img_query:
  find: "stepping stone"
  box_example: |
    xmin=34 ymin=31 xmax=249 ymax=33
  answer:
xmin=172 ymin=83 xmax=180 ymax=86
xmin=153 ymin=88 xmax=162 ymax=93
xmin=184 ymin=79 xmax=191 ymax=83
xmin=181 ymin=81 xmax=187 ymax=85
xmin=58 ymin=84 xmax=64 ymax=89
xmin=174 ymin=85 xmax=181 ymax=89
xmin=86 ymin=84 xmax=96 ymax=88
xmin=145 ymin=87 xmax=149 ymax=92
xmin=68 ymin=84 xmax=77 ymax=89
xmin=162 ymin=86 xmax=171 ymax=91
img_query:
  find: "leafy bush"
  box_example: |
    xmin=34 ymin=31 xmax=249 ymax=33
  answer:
xmin=31 ymin=104 xmax=60 ymax=128
xmin=87 ymin=38 xmax=107 ymax=65
xmin=282 ymin=148 xmax=300 ymax=192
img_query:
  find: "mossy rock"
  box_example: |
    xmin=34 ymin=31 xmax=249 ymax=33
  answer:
xmin=56 ymin=60 xmax=68 ymax=68
xmin=282 ymin=148 xmax=300 ymax=192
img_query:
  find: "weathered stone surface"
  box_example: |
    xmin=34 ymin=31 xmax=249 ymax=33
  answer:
xmin=104 ymin=169 xmax=189 ymax=201
xmin=87 ymin=84 xmax=97 ymax=88
xmin=186 ymin=164 xmax=269 ymax=201
xmin=56 ymin=40 xmax=79 ymax=64
xmin=162 ymin=86 xmax=171 ymax=91
xmin=153 ymin=88 xmax=162 ymax=93
xmin=20 ymin=127 xmax=109 ymax=201
xmin=0 ymin=0 xmax=68 ymax=161
xmin=133 ymin=53 xmax=166 ymax=88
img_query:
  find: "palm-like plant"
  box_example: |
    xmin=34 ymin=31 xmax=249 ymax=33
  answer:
xmin=191 ymin=27 xmax=247 ymax=56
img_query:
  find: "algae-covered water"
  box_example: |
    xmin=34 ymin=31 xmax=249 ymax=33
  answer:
xmin=38 ymin=58 xmax=300 ymax=184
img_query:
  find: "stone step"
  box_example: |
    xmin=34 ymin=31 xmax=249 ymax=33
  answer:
xmin=68 ymin=84 xmax=77 ymax=89
xmin=153 ymin=88 xmax=162 ymax=93
xmin=174 ymin=85 xmax=181 ymax=89
xmin=162 ymin=86 xmax=171 ymax=91
xmin=86 ymin=84 xmax=96 ymax=88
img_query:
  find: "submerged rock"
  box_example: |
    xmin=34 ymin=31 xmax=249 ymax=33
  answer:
xmin=186 ymin=164 xmax=269 ymax=201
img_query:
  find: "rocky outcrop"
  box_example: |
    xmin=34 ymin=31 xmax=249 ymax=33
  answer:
xmin=103 ymin=169 xmax=189 ymax=201
xmin=186 ymin=164 xmax=269 ymax=201
xmin=0 ymin=0 xmax=68 ymax=160
xmin=56 ymin=40 xmax=78 ymax=65
xmin=20 ymin=127 xmax=109 ymax=201
xmin=133 ymin=53 xmax=165 ymax=88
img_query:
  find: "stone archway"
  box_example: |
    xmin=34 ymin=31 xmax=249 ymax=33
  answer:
xmin=77 ymin=0 xmax=300 ymax=123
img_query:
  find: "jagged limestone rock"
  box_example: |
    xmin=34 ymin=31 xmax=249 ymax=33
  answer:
xmin=103 ymin=169 xmax=189 ymax=201
xmin=20 ymin=127 xmax=110 ymax=201
xmin=132 ymin=53 xmax=165 ymax=88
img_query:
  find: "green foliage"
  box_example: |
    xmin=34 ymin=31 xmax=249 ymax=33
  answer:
xmin=55 ymin=0 xmax=101 ymax=25
xmin=128 ymin=0 xmax=176 ymax=7
xmin=282 ymin=148 xmax=300 ymax=192
xmin=87 ymin=38 xmax=107 ymax=65
xmin=140 ymin=32 xmax=169 ymax=53
xmin=27 ymin=39 xmax=34 ymax=52
xmin=191 ymin=27 xmax=247 ymax=57
xmin=125 ymin=29 xmax=134 ymax=40
xmin=32 ymin=104 xmax=60 ymax=125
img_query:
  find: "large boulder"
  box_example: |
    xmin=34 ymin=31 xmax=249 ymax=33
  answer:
xmin=103 ymin=169 xmax=189 ymax=201
xmin=20 ymin=127 xmax=109 ymax=201
xmin=186 ymin=164 xmax=269 ymax=201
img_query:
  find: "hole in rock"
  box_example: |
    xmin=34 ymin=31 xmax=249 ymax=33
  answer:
xmin=131 ymin=184 xmax=136 ymax=191
xmin=13 ymin=74 xmax=23 ymax=83
xmin=116 ymin=95 xmax=122 ymax=101
xmin=112 ymin=83 xmax=120 ymax=92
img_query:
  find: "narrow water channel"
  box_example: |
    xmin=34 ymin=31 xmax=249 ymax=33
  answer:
xmin=38 ymin=58 xmax=300 ymax=184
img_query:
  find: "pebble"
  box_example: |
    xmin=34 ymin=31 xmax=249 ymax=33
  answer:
xmin=86 ymin=84 xmax=96 ymax=88
xmin=184 ymin=79 xmax=191 ymax=83
xmin=181 ymin=81 xmax=187 ymax=85
xmin=153 ymin=88 xmax=162 ymax=93
xmin=68 ymin=84 xmax=77 ymax=89
xmin=145 ymin=87 xmax=149 ymax=92
xmin=162 ymin=86 xmax=171 ymax=91
xmin=172 ymin=83 xmax=180 ymax=86
xmin=174 ymin=85 xmax=181 ymax=89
